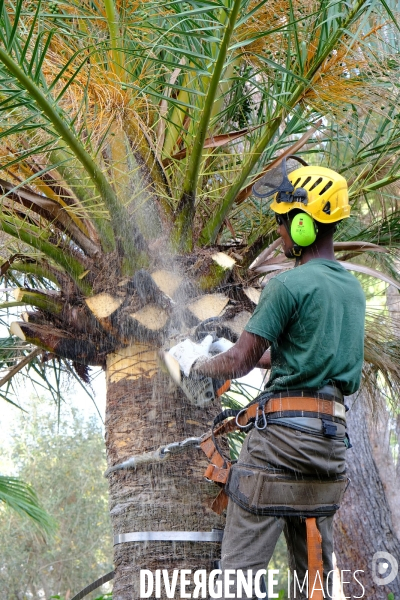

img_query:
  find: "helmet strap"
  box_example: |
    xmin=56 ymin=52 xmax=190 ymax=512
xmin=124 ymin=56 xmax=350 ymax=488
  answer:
xmin=292 ymin=245 xmax=303 ymax=257
xmin=287 ymin=244 xmax=303 ymax=260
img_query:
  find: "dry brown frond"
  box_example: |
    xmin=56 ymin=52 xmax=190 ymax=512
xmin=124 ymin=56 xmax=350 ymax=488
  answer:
xmin=234 ymin=1 xmax=397 ymax=133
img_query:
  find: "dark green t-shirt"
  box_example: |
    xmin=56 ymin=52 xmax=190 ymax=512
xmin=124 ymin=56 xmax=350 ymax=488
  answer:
xmin=245 ymin=259 xmax=366 ymax=395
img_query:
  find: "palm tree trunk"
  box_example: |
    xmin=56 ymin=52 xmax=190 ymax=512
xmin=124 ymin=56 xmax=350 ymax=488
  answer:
xmin=334 ymin=394 xmax=400 ymax=599
xmin=105 ymin=344 xmax=224 ymax=600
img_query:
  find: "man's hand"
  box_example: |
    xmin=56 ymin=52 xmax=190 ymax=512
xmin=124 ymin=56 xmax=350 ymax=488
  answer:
xmin=210 ymin=337 xmax=234 ymax=354
xmin=163 ymin=335 xmax=232 ymax=406
xmin=168 ymin=334 xmax=214 ymax=376
xmin=163 ymin=332 xmax=269 ymax=406
xmin=192 ymin=330 xmax=270 ymax=380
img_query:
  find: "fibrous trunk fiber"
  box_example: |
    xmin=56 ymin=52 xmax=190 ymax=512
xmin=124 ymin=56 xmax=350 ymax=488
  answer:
xmin=105 ymin=344 xmax=225 ymax=599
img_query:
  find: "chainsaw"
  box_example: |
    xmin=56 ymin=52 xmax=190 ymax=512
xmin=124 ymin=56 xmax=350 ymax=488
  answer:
xmin=160 ymin=335 xmax=232 ymax=407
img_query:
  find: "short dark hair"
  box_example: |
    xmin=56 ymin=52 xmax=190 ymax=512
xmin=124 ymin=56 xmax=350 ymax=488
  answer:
xmin=314 ymin=220 xmax=339 ymax=238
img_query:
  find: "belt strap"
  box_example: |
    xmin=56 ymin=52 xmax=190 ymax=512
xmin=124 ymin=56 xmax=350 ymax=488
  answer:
xmin=237 ymin=397 xmax=346 ymax=425
xmin=270 ymin=386 xmax=343 ymax=402
xmin=306 ymin=517 xmax=324 ymax=600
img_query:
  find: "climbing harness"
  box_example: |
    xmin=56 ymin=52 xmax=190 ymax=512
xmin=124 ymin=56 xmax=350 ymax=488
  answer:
xmin=197 ymin=389 xmax=348 ymax=511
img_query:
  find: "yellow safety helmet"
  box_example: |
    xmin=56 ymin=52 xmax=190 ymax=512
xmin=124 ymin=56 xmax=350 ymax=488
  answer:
xmin=270 ymin=165 xmax=350 ymax=224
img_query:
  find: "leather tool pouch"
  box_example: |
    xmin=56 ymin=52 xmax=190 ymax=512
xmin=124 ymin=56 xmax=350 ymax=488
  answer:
xmin=225 ymin=463 xmax=348 ymax=517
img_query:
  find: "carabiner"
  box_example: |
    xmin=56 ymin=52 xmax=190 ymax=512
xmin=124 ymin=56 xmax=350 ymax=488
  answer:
xmin=235 ymin=407 xmax=251 ymax=430
xmin=255 ymin=407 xmax=267 ymax=431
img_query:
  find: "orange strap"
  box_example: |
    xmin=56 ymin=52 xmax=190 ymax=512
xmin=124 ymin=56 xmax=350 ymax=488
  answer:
xmin=200 ymin=418 xmax=238 ymax=501
xmin=200 ymin=426 xmax=234 ymax=485
xmin=237 ymin=396 xmax=340 ymax=426
xmin=306 ymin=517 xmax=324 ymax=600
xmin=216 ymin=379 xmax=231 ymax=398
xmin=210 ymin=489 xmax=229 ymax=514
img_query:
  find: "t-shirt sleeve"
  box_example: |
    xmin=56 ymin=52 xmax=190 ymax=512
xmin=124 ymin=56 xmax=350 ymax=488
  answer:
xmin=244 ymin=277 xmax=296 ymax=342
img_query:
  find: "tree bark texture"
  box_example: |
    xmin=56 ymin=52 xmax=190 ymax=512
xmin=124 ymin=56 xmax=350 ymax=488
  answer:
xmin=368 ymin=400 xmax=400 ymax=541
xmin=105 ymin=344 xmax=224 ymax=600
xmin=334 ymin=394 xmax=400 ymax=599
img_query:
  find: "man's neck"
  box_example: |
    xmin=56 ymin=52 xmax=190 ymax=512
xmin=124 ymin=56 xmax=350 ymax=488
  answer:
xmin=299 ymin=236 xmax=336 ymax=265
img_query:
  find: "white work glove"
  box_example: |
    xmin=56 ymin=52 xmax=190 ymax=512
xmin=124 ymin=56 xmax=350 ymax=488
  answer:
xmin=210 ymin=337 xmax=234 ymax=354
xmin=168 ymin=334 xmax=214 ymax=377
xmin=164 ymin=335 xmax=232 ymax=407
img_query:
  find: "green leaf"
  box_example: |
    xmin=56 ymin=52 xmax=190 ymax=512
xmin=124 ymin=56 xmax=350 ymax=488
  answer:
xmin=0 ymin=475 xmax=56 ymax=534
xmin=174 ymin=0 xmax=244 ymax=250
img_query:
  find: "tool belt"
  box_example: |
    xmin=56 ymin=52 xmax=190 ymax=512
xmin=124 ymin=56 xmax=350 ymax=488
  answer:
xmin=226 ymin=463 xmax=348 ymax=517
xmin=200 ymin=388 xmax=348 ymax=515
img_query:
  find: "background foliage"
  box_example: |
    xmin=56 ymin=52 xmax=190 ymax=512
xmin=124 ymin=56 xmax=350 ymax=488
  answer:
xmin=0 ymin=399 xmax=113 ymax=599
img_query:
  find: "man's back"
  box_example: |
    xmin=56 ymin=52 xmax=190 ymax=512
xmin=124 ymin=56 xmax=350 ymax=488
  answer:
xmin=245 ymin=259 xmax=366 ymax=394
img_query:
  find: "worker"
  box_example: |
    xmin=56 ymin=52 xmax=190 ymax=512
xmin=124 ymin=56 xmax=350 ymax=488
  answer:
xmin=169 ymin=160 xmax=366 ymax=599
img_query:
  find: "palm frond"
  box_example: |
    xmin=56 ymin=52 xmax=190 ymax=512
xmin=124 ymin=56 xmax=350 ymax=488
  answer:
xmin=0 ymin=0 xmax=400 ymax=411
xmin=0 ymin=475 xmax=56 ymax=534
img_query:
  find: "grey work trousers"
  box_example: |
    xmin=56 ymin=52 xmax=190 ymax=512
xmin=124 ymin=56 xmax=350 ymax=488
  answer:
xmin=217 ymin=423 xmax=347 ymax=599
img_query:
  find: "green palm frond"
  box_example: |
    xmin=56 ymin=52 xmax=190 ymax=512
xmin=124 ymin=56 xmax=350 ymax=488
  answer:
xmin=0 ymin=333 xmax=40 ymax=407
xmin=0 ymin=0 xmax=399 ymax=407
xmin=0 ymin=475 xmax=55 ymax=534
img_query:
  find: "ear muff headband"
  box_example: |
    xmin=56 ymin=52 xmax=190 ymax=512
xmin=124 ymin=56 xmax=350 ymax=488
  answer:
xmin=290 ymin=213 xmax=317 ymax=246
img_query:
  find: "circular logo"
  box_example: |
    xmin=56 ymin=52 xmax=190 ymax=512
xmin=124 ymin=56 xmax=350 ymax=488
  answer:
xmin=372 ymin=552 xmax=398 ymax=585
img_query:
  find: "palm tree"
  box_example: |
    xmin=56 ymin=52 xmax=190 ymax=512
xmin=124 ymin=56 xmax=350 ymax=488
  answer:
xmin=1 ymin=0 xmax=400 ymax=597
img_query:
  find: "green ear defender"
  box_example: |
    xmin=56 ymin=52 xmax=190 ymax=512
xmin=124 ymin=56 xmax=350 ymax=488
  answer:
xmin=290 ymin=213 xmax=317 ymax=246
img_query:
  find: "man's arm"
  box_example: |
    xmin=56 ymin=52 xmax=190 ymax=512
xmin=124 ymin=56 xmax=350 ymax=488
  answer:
xmin=256 ymin=348 xmax=271 ymax=369
xmin=192 ymin=330 xmax=270 ymax=379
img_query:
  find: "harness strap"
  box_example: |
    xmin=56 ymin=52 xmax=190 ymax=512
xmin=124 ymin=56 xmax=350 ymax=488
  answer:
xmin=216 ymin=379 xmax=232 ymax=397
xmin=306 ymin=517 xmax=324 ymax=600
xmin=237 ymin=397 xmax=346 ymax=425
xmin=210 ymin=489 xmax=229 ymax=514
xmin=200 ymin=417 xmax=238 ymax=487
